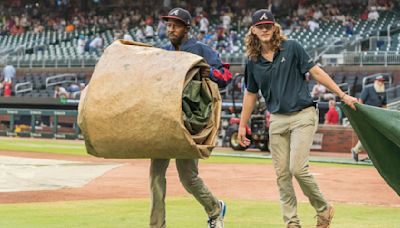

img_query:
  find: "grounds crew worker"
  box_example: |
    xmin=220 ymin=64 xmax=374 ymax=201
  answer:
xmin=351 ymin=75 xmax=387 ymax=161
xmin=237 ymin=9 xmax=358 ymax=228
xmin=150 ymin=8 xmax=231 ymax=228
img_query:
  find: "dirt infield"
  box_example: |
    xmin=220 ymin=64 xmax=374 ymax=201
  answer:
xmin=0 ymin=151 xmax=399 ymax=206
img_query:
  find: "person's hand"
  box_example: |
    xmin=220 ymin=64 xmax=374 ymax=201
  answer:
xmin=342 ymin=94 xmax=358 ymax=110
xmin=238 ymin=126 xmax=251 ymax=147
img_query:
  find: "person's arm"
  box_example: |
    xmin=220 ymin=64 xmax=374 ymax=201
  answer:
xmin=202 ymin=44 xmax=232 ymax=88
xmin=292 ymin=40 xmax=357 ymax=109
xmin=238 ymin=91 xmax=257 ymax=146
xmin=309 ymin=65 xmax=358 ymax=110
xmin=238 ymin=62 xmax=259 ymax=146
xmin=209 ymin=62 xmax=232 ymax=88
xmin=324 ymin=113 xmax=329 ymax=124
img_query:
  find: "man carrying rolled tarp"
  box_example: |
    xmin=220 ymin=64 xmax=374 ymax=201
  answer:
xmin=78 ymin=7 xmax=231 ymax=228
xmin=150 ymin=8 xmax=231 ymax=228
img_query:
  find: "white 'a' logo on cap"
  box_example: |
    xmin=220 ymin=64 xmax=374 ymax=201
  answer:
xmin=170 ymin=9 xmax=180 ymax=16
xmin=259 ymin=13 xmax=269 ymax=21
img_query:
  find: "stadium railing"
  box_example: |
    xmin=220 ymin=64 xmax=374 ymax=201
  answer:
xmin=342 ymin=51 xmax=400 ymax=66
xmin=15 ymin=82 xmax=33 ymax=95
xmin=45 ymin=73 xmax=78 ymax=88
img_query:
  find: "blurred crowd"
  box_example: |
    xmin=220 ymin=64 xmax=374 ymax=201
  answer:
xmin=0 ymin=0 xmax=396 ymax=36
xmin=0 ymin=0 xmax=396 ymax=57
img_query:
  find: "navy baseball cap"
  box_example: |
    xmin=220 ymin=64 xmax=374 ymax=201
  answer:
xmin=161 ymin=8 xmax=192 ymax=26
xmin=252 ymin=9 xmax=275 ymax=26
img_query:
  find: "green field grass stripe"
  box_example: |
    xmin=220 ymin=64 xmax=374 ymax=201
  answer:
xmin=7 ymin=142 xmax=84 ymax=149
xmin=212 ymin=151 xmax=373 ymax=166
xmin=0 ymin=138 xmax=373 ymax=167
xmin=0 ymin=198 xmax=398 ymax=228
xmin=0 ymin=139 xmax=87 ymax=156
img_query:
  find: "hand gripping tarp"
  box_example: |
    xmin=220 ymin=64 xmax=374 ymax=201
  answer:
xmin=341 ymin=103 xmax=400 ymax=195
xmin=78 ymin=40 xmax=221 ymax=159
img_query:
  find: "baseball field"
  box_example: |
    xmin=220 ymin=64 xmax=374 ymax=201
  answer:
xmin=0 ymin=137 xmax=399 ymax=228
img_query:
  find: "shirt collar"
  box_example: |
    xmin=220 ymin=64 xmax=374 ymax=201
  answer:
xmin=169 ymin=37 xmax=196 ymax=51
xmin=258 ymin=49 xmax=281 ymax=64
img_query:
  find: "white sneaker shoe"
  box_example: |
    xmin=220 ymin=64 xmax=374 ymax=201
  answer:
xmin=207 ymin=200 xmax=226 ymax=228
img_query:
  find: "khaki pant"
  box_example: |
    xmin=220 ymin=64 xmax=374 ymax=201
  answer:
xmin=149 ymin=159 xmax=221 ymax=228
xmin=269 ymin=106 xmax=328 ymax=226
xmin=352 ymin=140 xmax=364 ymax=153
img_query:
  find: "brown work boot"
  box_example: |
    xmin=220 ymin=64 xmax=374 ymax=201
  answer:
xmin=316 ymin=205 xmax=335 ymax=228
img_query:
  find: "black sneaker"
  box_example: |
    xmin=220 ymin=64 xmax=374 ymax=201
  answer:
xmin=360 ymin=156 xmax=370 ymax=162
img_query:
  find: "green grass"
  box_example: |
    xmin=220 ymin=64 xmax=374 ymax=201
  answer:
xmin=204 ymin=154 xmax=370 ymax=168
xmin=0 ymin=138 xmax=88 ymax=156
xmin=0 ymin=138 xmax=397 ymax=227
xmin=0 ymin=138 xmax=369 ymax=168
xmin=0 ymin=198 xmax=399 ymax=228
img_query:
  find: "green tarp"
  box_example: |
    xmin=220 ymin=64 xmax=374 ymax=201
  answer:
xmin=182 ymin=76 xmax=212 ymax=136
xmin=342 ymin=103 xmax=400 ymax=195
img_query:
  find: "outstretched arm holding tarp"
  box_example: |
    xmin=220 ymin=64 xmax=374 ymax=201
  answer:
xmin=342 ymin=103 xmax=400 ymax=196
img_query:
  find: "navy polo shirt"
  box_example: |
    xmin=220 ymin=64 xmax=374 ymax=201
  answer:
xmin=360 ymin=85 xmax=387 ymax=107
xmin=163 ymin=38 xmax=223 ymax=68
xmin=163 ymin=37 xmax=229 ymax=88
xmin=245 ymin=40 xmax=316 ymax=114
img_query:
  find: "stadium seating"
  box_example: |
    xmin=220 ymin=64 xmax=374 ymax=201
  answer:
xmin=1 ymin=10 xmax=399 ymax=68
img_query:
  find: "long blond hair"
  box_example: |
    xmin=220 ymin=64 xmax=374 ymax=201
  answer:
xmin=245 ymin=23 xmax=287 ymax=61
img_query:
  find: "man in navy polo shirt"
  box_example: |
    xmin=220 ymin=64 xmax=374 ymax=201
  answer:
xmin=237 ymin=9 xmax=358 ymax=228
xmin=149 ymin=8 xmax=231 ymax=228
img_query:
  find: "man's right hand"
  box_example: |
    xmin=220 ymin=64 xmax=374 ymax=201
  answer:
xmin=238 ymin=126 xmax=251 ymax=147
xmin=342 ymin=94 xmax=359 ymax=110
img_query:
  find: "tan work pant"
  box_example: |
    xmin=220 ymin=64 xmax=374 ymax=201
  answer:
xmin=149 ymin=159 xmax=221 ymax=228
xmin=269 ymin=106 xmax=328 ymax=226
xmin=352 ymin=140 xmax=364 ymax=153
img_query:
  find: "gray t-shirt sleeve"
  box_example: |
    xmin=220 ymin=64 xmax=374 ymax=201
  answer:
xmin=244 ymin=61 xmax=259 ymax=93
xmin=293 ymin=40 xmax=315 ymax=74
xmin=360 ymin=87 xmax=369 ymax=101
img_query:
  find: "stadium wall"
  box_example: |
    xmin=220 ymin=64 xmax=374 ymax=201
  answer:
xmin=316 ymin=125 xmax=358 ymax=153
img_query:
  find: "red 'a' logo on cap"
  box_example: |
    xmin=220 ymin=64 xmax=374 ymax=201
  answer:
xmin=259 ymin=13 xmax=269 ymax=20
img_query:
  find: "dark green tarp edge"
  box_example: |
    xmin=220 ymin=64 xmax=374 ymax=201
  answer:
xmin=341 ymin=103 xmax=400 ymax=196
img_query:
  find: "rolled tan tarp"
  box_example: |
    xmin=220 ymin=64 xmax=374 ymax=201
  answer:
xmin=78 ymin=40 xmax=221 ymax=159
